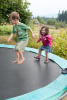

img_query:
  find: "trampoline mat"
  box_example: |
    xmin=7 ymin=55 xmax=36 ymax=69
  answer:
xmin=0 ymin=48 xmax=61 ymax=100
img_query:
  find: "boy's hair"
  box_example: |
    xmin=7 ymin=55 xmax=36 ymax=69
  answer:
xmin=40 ymin=26 xmax=49 ymax=35
xmin=9 ymin=11 xmax=20 ymax=20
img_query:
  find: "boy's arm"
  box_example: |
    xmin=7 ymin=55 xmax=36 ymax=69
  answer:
xmin=29 ymin=28 xmax=35 ymax=39
xmin=8 ymin=34 xmax=14 ymax=42
xmin=21 ymin=23 xmax=35 ymax=39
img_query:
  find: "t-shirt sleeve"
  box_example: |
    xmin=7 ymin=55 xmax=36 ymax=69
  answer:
xmin=21 ymin=23 xmax=30 ymax=30
xmin=12 ymin=25 xmax=16 ymax=34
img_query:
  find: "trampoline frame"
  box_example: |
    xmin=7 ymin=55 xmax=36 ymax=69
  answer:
xmin=58 ymin=92 xmax=67 ymax=100
xmin=0 ymin=44 xmax=67 ymax=100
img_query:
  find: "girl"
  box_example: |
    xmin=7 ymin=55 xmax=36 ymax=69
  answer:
xmin=34 ymin=26 xmax=52 ymax=63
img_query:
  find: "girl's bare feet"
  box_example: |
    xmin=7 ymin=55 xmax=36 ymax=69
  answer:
xmin=44 ymin=60 xmax=49 ymax=63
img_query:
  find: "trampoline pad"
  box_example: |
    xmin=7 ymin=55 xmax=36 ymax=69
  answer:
xmin=0 ymin=48 xmax=61 ymax=100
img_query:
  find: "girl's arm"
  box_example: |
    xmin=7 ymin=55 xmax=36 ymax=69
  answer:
xmin=37 ymin=38 xmax=41 ymax=43
xmin=8 ymin=34 xmax=14 ymax=42
xmin=37 ymin=36 xmax=42 ymax=43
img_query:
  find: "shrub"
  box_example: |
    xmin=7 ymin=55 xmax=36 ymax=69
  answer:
xmin=55 ymin=21 xmax=67 ymax=29
xmin=0 ymin=25 xmax=12 ymax=35
xmin=52 ymin=28 xmax=67 ymax=59
xmin=47 ymin=19 xmax=56 ymax=25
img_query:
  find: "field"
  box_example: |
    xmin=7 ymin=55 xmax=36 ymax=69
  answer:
xmin=0 ymin=24 xmax=67 ymax=59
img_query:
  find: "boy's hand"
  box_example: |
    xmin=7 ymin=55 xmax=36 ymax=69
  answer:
xmin=32 ymin=34 xmax=35 ymax=39
xmin=8 ymin=38 xmax=11 ymax=42
xmin=29 ymin=28 xmax=35 ymax=39
xmin=8 ymin=34 xmax=14 ymax=42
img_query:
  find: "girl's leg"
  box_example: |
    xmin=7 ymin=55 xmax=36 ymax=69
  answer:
xmin=38 ymin=49 xmax=42 ymax=57
xmin=34 ymin=49 xmax=42 ymax=59
xmin=35 ymin=45 xmax=44 ymax=59
xmin=45 ymin=52 xmax=48 ymax=62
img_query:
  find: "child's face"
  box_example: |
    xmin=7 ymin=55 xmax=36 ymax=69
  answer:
xmin=9 ymin=19 xmax=19 ymax=25
xmin=41 ymin=28 xmax=46 ymax=35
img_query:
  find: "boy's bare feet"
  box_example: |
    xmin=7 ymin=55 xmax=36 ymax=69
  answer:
xmin=12 ymin=60 xmax=17 ymax=64
xmin=17 ymin=58 xmax=24 ymax=64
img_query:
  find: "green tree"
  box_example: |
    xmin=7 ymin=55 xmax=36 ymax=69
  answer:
xmin=57 ymin=10 xmax=67 ymax=23
xmin=37 ymin=16 xmax=46 ymax=24
xmin=0 ymin=0 xmax=32 ymax=24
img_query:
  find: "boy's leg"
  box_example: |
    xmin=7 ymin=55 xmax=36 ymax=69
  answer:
xmin=18 ymin=50 xmax=24 ymax=64
xmin=18 ymin=40 xmax=28 ymax=64
xmin=12 ymin=50 xmax=19 ymax=63
xmin=16 ymin=50 xmax=20 ymax=64
xmin=14 ymin=40 xmax=28 ymax=64
xmin=13 ymin=42 xmax=20 ymax=63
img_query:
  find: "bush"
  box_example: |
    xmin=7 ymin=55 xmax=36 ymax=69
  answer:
xmin=55 ymin=21 xmax=67 ymax=29
xmin=47 ymin=19 xmax=56 ymax=25
xmin=52 ymin=28 xmax=67 ymax=59
xmin=28 ymin=32 xmax=42 ymax=48
xmin=37 ymin=16 xmax=47 ymax=24
xmin=0 ymin=25 xmax=12 ymax=35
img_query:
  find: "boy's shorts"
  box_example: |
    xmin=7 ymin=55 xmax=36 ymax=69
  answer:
xmin=40 ymin=45 xmax=52 ymax=52
xmin=15 ymin=40 xmax=28 ymax=51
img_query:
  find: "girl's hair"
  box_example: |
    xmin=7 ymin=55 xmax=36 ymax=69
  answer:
xmin=9 ymin=11 xmax=20 ymax=20
xmin=40 ymin=26 xmax=49 ymax=35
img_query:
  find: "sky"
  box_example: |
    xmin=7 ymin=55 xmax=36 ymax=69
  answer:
xmin=27 ymin=0 xmax=67 ymax=17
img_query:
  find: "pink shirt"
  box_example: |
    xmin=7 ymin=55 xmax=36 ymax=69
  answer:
xmin=37 ymin=34 xmax=52 ymax=47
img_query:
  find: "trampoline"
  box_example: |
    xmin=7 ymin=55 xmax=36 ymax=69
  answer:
xmin=0 ymin=44 xmax=67 ymax=100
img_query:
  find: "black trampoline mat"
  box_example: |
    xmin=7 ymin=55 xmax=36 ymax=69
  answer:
xmin=0 ymin=48 xmax=61 ymax=100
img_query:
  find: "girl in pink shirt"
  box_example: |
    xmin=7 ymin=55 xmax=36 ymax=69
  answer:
xmin=34 ymin=26 xmax=52 ymax=63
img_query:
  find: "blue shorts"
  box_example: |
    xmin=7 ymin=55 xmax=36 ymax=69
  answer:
xmin=40 ymin=45 xmax=52 ymax=52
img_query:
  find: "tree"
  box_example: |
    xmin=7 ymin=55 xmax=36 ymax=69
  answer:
xmin=47 ymin=18 xmax=56 ymax=25
xmin=37 ymin=16 xmax=46 ymax=24
xmin=57 ymin=10 xmax=67 ymax=23
xmin=0 ymin=0 xmax=32 ymax=24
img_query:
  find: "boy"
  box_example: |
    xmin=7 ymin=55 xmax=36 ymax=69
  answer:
xmin=8 ymin=11 xmax=35 ymax=64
